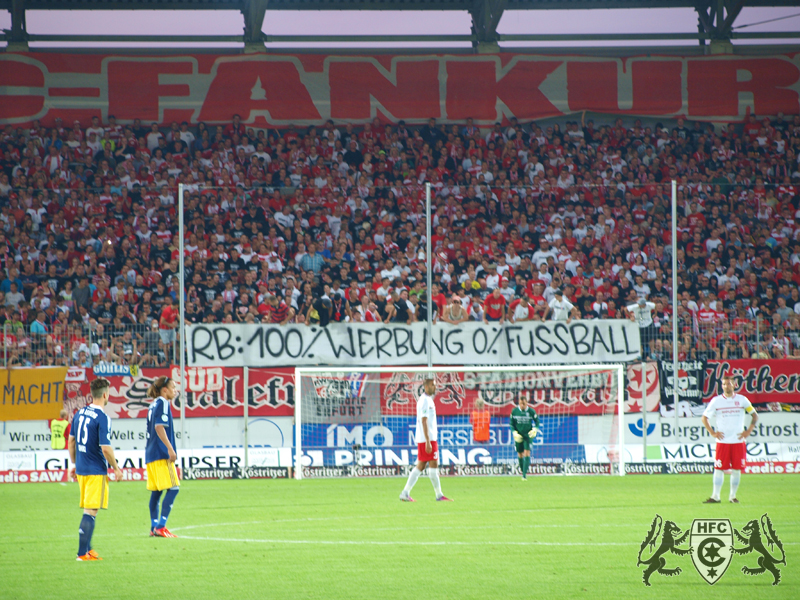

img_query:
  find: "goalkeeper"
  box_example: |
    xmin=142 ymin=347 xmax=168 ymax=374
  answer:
xmin=510 ymin=395 xmax=540 ymax=480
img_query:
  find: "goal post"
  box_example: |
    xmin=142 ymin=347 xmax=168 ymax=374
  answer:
xmin=293 ymin=365 xmax=626 ymax=479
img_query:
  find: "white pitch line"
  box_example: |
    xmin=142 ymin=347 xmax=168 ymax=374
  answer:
xmin=292 ymin=523 xmax=663 ymax=534
xmin=172 ymin=520 xmax=267 ymax=532
xmin=170 ymin=502 xmax=800 ymax=532
xmin=178 ymin=506 xmax=615 ymax=530
xmin=171 ymin=518 xmax=800 ymax=534
xmin=172 ymin=521 xmax=631 ymax=533
xmin=167 ymin=509 xmax=661 ymax=531
xmin=178 ymin=535 xmax=632 ymax=546
xmin=171 ymin=513 xmax=465 ymax=531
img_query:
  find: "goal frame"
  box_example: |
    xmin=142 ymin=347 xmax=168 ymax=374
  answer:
xmin=293 ymin=364 xmax=626 ymax=479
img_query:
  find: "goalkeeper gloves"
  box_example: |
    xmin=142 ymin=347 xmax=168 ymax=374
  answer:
xmin=528 ymin=428 xmax=539 ymax=439
xmin=513 ymin=432 xmax=523 ymax=444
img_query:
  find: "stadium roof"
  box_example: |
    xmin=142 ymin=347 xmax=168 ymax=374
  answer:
xmin=2 ymin=0 xmax=799 ymax=49
xmin=3 ymin=0 xmax=799 ymax=7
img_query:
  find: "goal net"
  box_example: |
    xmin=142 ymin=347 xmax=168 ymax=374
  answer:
xmin=294 ymin=365 xmax=625 ymax=478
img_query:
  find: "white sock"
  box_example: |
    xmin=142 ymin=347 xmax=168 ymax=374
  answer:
xmin=429 ymin=468 xmax=443 ymax=498
xmin=402 ymin=467 xmax=422 ymax=495
xmin=712 ymin=470 xmax=724 ymax=500
xmin=729 ymin=470 xmax=741 ymax=499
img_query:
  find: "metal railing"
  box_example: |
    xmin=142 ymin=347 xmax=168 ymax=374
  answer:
xmin=2 ymin=321 xmax=178 ymax=368
xmin=634 ymin=306 xmax=792 ymax=362
xmin=2 ymin=309 xmax=793 ymax=369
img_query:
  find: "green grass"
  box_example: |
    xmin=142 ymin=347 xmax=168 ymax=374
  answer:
xmin=0 ymin=475 xmax=797 ymax=600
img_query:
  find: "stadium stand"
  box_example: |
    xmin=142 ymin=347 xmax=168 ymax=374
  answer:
xmin=1 ymin=112 xmax=800 ymax=368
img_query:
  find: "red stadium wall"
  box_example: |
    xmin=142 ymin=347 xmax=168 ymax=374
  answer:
xmin=1 ymin=52 xmax=799 ymax=126
xmin=65 ymin=360 xmax=800 ymax=421
xmin=68 ymin=367 xmax=295 ymax=419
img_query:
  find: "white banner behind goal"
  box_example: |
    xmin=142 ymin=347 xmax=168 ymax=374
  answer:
xmin=294 ymin=365 xmax=625 ymax=478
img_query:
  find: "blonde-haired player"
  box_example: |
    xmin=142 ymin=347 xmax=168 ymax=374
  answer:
xmin=701 ymin=373 xmax=758 ymax=503
xmin=399 ymin=378 xmax=452 ymax=502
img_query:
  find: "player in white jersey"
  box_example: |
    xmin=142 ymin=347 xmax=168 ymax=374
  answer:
xmin=700 ymin=374 xmax=758 ymax=503
xmin=399 ymin=378 xmax=452 ymax=502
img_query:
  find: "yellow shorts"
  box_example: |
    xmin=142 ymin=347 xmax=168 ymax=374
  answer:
xmin=146 ymin=460 xmax=180 ymax=491
xmin=77 ymin=474 xmax=109 ymax=510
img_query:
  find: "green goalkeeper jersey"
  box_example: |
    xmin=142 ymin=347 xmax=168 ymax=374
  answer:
xmin=510 ymin=406 xmax=540 ymax=437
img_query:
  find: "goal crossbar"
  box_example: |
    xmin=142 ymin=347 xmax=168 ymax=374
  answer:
xmin=293 ymin=364 xmax=626 ymax=479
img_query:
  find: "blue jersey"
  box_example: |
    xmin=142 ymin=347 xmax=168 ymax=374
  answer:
xmin=145 ymin=396 xmax=175 ymax=464
xmin=71 ymin=405 xmax=111 ymax=476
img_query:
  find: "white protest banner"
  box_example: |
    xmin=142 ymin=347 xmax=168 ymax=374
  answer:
xmin=188 ymin=320 xmax=640 ymax=367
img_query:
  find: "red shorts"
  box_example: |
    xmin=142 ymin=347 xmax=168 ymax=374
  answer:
xmin=715 ymin=442 xmax=746 ymax=471
xmin=417 ymin=441 xmax=439 ymax=462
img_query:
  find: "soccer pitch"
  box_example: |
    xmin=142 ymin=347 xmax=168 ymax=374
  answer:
xmin=0 ymin=475 xmax=796 ymax=600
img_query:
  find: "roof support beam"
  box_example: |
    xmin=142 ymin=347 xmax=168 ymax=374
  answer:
xmin=695 ymin=0 xmax=735 ymax=46
xmin=696 ymin=9 xmax=707 ymax=46
xmin=242 ymin=0 xmax=268 ymax=45
xmin=716 ymin=0 xmax=726 ymax=31
xmin=10 ymin=0 xmax=27 ymax=42
xmin=720 ymin=0 xmax=746 ymax=35
xmin=697 ymin=0 xmax=745 ymax=39
xmin=471 ymin=0 xmax=505 ymax=52
xmin=695 ymin=3 xmax=713 ymax=33
xmin=693 ymin=0 xmax=741 ymax=52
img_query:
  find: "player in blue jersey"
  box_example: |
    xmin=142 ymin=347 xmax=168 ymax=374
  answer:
xmin=68 ymin=377 xmax=124 ymax=561
xmin=146 ymin=376 xmax=180 ymax=538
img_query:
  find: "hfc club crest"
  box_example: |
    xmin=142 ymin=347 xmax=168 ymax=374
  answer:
xmin=638 ymin=514 xmax=785 ymax=586
xmin=690 ymin=519 xmax=733 ymax=585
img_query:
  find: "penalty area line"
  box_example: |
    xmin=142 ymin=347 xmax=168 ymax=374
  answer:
xmin=178 ymin=535 xmax=631 ymax=546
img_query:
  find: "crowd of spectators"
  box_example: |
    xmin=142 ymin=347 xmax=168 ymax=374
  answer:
xmin=2 ymin=109 xmax=800 ymax=368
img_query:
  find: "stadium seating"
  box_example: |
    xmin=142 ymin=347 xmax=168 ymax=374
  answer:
xmin=1 ymin=113 xmax=799 ymax=368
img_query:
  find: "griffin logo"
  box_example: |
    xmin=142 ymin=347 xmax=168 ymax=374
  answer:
xmin=637 ymin=514 xmax=786 ymax=586
xmin=637 ymin=515 xmax=692 ymax=586
xmin=383 ymin=372 xmax=418 ymax=410
xmin=384 ymin=372 xmax=465 ymax=410
xmin=732 ymin=514 xmax=786 ymax=586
